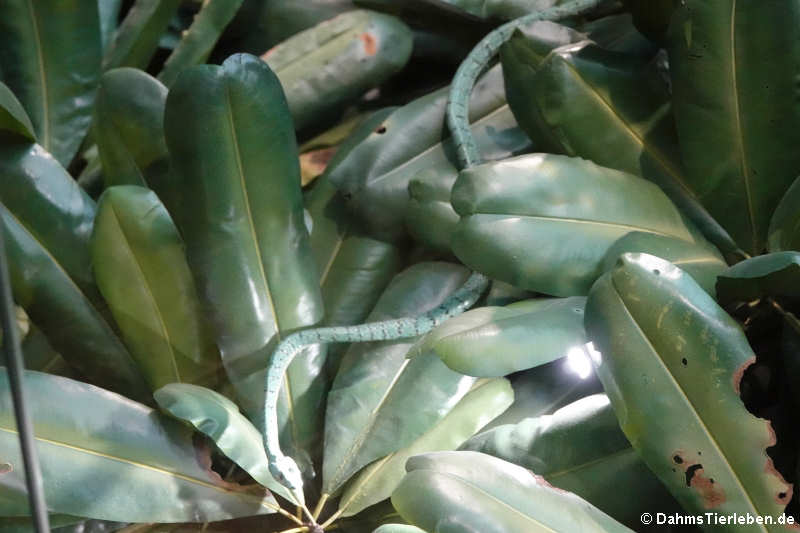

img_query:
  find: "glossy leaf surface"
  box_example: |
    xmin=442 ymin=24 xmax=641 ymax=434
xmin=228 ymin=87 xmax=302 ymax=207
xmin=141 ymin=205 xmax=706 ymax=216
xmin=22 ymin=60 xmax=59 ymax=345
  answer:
xmin=768 ymin=177 xmax=800 ymax=253
xmin=0 ymin=81 xmax=35 ymax=141
xmin=415 ymin=297 xmax=586 ymax=377
xmin=339 ymin=378 xmax=513 ymax=517
xmin=103 ymin=0 xmax=181 ymax=70
xmin=373 ymin=526 xmax=427 ymax=533
xmin=502 ymin=38 xmax=738 ymax=255
xmin=153 ymin=383 xmax=296 ymax=504
xmin=0 ymin=143 xmax=97 ymax=294
xmin=0 ymin=370 xmax=278 ymax=522
xmin=600 ymin=231 xmax=727 ymax=296
xmin=94 ymin=69 xmax=170 ymax=192
xmin=92 ymin=186 xmax=221 ymax=390
xmin=323 ymin=262 xmax=476 ymax=495
xmin=451 ymin=154 xmax=695 ymax=296
xmin=163 ymin=54 xmax=324 ymax=465
xmin=262 ymin=10 xmax=413 ymax=131
xmin=0 ymin=0 xmax=101 ymax=165
xmin=460 ymin=394 xmax=681 ymax=529
xmin=716 ymin=252 xmax=800 ymax=305
xmin=392 ymin=451 xmax=634 ymax=533
xmin=667 ymin=0 xmax=800 ymax=254
xmin=158 ymin=0 xmax=245 ymax=87
xmin=405 ymin=166 xmax=460 ymax=253
xmin=586 ymin=253 xmax=792 ymax=526
xmin=327 ymin=64 xmax=531 ymax=241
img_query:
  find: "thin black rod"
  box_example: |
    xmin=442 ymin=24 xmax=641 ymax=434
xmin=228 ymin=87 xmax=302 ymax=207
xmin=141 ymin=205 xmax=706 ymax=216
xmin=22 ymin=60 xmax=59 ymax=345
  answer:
xmin=0 ymin=227 xmax=49 ymax=531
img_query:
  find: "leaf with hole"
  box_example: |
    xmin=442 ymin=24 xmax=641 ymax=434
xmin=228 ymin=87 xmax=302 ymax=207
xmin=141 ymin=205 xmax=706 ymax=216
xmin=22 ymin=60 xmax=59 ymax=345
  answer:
xmin=585 ymin=253 xmax=792 ymax=526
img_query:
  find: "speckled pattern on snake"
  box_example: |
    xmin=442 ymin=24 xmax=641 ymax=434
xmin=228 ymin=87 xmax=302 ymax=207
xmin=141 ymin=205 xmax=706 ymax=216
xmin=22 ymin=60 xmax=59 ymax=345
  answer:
xmin=261 ymin=0 xmax=608 ymax=505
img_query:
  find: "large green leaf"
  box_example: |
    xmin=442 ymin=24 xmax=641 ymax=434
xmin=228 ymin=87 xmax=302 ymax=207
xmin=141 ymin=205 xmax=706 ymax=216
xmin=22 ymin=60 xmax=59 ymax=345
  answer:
xmin=327 ymin=64 xmax=531 ymax=242
xmin=94 ymin=69 xmax=170 ymax=193
xmin=0 ymin=81 xmax=36 ymax=141
xmin=414 ymin=297 xmax=586 ymax=377
xmin=306 ymin=176 xmax=402 ymax=331
xmin=716 ymin=252 xmax=800 ymax=306
xmin=92 ymin=186 xmax=221 ymax=390
xmin=392 ymin=451 xmax=634 ymax=533
xmin=158 ymin=0 xmax=246 ymax=87
xmin=0 ymin=0 xmax=101 ymax=165
xmin=585 ymin=253 xmax=792 ymax=526
xmin=103 ymin=0 xmax=181 ymax=70
xmin=460 ymin=394 xmax=681 ymax=529
xmin=0 ymin=143 xmax=97 ymax=294
xmin=768 ymin=176 xmax=800 ymax=253
xmin=577 ymin=14 xmax=658 ymax=58
xmin=153 ymin=383 xmax=297 ymax=504
xmin=481 ymin=358 xmax=602 ymax=430
xmin=405 ymin=166 xmax=460 ymax=253
xmin=98 ymin=0 xmax=122 ymax=51
xmin=667 ymin=0 xmax=800 ymax=254
xmin=1 ymin=203 xmax=149 ymax=401
xmin=0 ymin=515 xmax=87 ymax=532
xmin=0 ymin=370 xmax=278 ymax=522
xmin=262 ymin=10 xmax=413 ymax=131
xmin=338 ymin=378 xmax=513 ymax=517
xmin=163 ymin=54 xmax=325 ymax=468
xmin=600 ymin=231 xmax=727 ymax=296
xmin=502 ymin=38 xmax=739 ymax=256
xmin=451 ymin=153 xmax=696 ymax=296
xmin=323 ymin=262 xmax=476 ymax=495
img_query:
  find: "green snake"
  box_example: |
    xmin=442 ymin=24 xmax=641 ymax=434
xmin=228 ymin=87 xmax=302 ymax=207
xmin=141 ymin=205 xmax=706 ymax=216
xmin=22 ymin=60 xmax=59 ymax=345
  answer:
xmin=261 ymin=0 xmax=608 ymax=511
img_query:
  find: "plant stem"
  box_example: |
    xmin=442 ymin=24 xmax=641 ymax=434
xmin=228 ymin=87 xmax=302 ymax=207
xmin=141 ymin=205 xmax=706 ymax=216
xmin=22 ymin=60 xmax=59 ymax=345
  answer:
xmin=312 ymin=493 xmax=329 ymax=520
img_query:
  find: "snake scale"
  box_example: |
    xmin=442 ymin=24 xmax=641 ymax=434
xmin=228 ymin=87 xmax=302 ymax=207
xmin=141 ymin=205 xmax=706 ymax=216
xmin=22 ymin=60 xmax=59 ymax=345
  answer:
xmin=261 ymin=0 xmax=609 ymax=519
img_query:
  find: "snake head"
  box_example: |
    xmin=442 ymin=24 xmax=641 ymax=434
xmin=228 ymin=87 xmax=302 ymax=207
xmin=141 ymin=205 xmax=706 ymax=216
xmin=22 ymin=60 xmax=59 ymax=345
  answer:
xmin=270 ymin=455 xmax=304 ymax=493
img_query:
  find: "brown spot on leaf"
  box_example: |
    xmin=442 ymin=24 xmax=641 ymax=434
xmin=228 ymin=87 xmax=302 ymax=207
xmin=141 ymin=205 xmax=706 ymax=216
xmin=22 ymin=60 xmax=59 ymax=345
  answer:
xmin=360 ymin=33 xmax=377 ymax=56
xmin=300 ymin=147 xmax=337 ymax=186
xmin=672 ymin=451 xmax=725 ymax=509
xmin=529 ymin=472 xmax=571 ymax=495
xmin=688 ymin=466 xmax=726 ymax=508
xmin=732 ymin=356 xmax=756 ymax=395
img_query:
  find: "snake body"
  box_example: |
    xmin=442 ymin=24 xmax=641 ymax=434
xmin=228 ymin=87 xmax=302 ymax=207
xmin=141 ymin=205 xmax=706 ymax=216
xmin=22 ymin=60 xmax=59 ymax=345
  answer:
xmin=262 ymin=0 xmax=609 ymax=506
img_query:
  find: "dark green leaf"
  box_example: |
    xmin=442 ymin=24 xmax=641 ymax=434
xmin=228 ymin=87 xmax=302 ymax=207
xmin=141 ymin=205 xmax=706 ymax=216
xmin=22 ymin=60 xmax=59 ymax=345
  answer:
xmin=667 ymin=0 xmax=800 ymax=254
xmin=262 ymin=10 xmax=413 ymax=131
xmin=600 ymin=231 xmax=727 ymax=296
xmin=586 ymin=253 xmax=791 ymax=523
xmin=1 ymin=203 xmax=150 ymax=401
xmin=578 ymin=14 xmax=658 ymax=58
xmin=158 ymin=0 xmax=246 ymax=87
xmin=338 ymin=378 xmax=513 ymax=517
xmin=153 ymin=383 xmax=297 ymax=504
xmin=20 ymin=324 xmax=76 ymax=379
xmin=0 ymin=370 xmax=278 ymax=522
xmin=328 ymin=65 xmax=531 ymax=241
xmin=0 ymin=0 xmax=101 ymax=165
xmin=94 ymin=69 xmax=170 ymax=193
xmin=461 ymin=394 xmax=682 ymax=529
xmin=502 ymin=38 xmax=739 ymax=255
xmin=620 ymin=0 xmax=679 ymax=43
xmin=405 ymin=166 xmax=460 ymax=253
xmin=768 ymin=176 xmax=800 ymax=253
xmin=716 ymin=252 xmax=800 ymax=305
xmin=98 ymin=0 xmax=123 ymax=51
xmin=92 ymin=186 xmax=221 ymax=390
xmin=0 ymin=80 xmax=36 ymax=141
xmin=103 ymin=0 xmax=181 ymax=70
xmin=392 ymin=451 xmax=634 ymax=533
xmin=0 ymin=143 xmax=97 ymax=294
xmin=323 ymin=262 xmax=476 ymax=495
xmin=163 ymin=54 xmax=324 ymax=468
xmin=415 ymin=297 xmax=586 ymax=377
xmin=451 ymin=154 xmax=696 ymax=296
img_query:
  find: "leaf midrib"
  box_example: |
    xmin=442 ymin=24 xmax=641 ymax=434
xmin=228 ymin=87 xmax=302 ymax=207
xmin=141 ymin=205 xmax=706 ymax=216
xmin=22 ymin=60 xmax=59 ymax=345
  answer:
xmin=0 ymin=426 xmax=279 ymax=511
xmin=611 ymin=280 xmax=766 ymax=530
xmin=471 ymin=213 xmax=685 ymax=240
xmin=105 ymin=204 xmax=181 ymax=382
